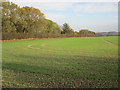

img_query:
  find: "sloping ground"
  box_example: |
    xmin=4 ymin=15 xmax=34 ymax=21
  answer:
xmin=2 ymin=36 xmax=118 ymax=88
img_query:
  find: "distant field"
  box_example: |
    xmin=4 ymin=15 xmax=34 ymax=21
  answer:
xmin=2 ymin=36 xmax=118 ymax=88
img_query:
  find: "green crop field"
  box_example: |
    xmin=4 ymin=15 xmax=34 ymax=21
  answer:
xmin=2 ymin=36 xmax=118 ymax=88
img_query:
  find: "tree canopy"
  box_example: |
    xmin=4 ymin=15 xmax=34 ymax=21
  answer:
xmin=79 ymin=29 xmax=96 ymax=37
xmin=2 ymin=1 xmax=61 ymax=34
xmin=61 ymin=23 xmax=74 ymax=34
xmin=1 ymin=1 xmax=97 ymax=40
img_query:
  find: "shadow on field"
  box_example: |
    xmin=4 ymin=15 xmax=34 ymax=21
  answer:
xmin=3 ymin=54 xmax=118 ymax=80
xmin=2 ymin=53 xmax=118 ymax=88
xmin=2 ymin=61 xmax=118 ymax=88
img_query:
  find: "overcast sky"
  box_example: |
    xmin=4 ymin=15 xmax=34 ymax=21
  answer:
xmin=10 ymin=0 xmax=118 ymax=32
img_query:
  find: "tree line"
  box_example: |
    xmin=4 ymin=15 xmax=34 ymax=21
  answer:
xmin=1 ymin=1 xmax=98 ymax=40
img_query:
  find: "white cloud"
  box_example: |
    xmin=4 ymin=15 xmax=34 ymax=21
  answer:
xmin=74 ymin=3 xmax=118 ymax=13
xmin=10 ymin=0 xmax=119 ymax=2
xmin=38 ymin=3 xmax=73 ymax=10
xmin=10 ymin=1 xmax=118 ymax=13
xmin=76 ymin=14 xmax=85 ymax=17
xmin=9 ymin=1 xmax=73 ymax=11
xmin=45 ymin=13 xmax=65 ymax=20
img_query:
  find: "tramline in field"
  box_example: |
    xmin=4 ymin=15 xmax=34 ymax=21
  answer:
xmin=2 ymin=36 xmax=118 ymax=88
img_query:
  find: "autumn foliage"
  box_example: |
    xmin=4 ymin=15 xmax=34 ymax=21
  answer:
xmin=1 ymin=1 xmax=98 ymax=40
